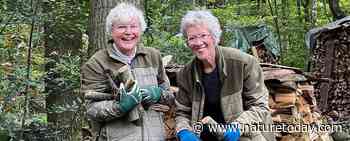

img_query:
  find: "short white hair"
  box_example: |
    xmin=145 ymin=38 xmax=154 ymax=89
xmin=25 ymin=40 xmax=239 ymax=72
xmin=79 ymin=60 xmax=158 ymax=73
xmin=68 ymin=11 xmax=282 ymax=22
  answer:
xmin=105 ymin=3 xmax=147 ymax=35
xmin=180 ymin=10 xmax=222 ymax=45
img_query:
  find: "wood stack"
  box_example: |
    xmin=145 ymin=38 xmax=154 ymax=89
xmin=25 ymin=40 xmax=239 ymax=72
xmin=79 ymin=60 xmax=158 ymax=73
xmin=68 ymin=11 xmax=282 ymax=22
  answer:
xmin=250 ymin=40 xmax=278 ymax=64
xmin=255 ymin=45 xmax=277 ymax=64
xmin=262 ymin=64 xmax=331 ymax=141
xmin=163 ymin=86 xmax=178 ymax=141
xmin=307 ymin=16 xmax=350 ymax=122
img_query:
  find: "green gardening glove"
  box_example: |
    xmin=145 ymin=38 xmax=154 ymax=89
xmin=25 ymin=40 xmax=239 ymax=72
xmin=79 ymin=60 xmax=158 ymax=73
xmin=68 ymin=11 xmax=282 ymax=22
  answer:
xmin=118 ymin=82 xmax=142 ymax=113
xmin=141 ymin=86 xmax=162 ymax=104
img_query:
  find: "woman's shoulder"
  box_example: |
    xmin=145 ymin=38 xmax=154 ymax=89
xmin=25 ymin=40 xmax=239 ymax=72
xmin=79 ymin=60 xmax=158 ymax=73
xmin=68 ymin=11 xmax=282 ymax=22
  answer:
xmin=219 ymin=46 xmax=256 ymax=64
xmin=140 ymin=46 xmax=161 ymax=55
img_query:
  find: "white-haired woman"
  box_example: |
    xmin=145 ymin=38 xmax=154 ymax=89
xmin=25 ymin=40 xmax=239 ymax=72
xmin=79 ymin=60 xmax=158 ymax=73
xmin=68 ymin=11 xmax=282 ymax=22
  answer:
xmin=81 ymin=3 xmax=173 ymax=141
xmin=175 ymin=10 xmax=275 ymax=141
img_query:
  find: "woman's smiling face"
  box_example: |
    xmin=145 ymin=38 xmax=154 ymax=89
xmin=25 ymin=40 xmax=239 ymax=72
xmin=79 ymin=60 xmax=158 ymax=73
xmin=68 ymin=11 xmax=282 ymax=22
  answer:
xmin=111 ymin=17 xmax=141 ymax=56
xmin=186 ymin=24 xmax=216 ymax=61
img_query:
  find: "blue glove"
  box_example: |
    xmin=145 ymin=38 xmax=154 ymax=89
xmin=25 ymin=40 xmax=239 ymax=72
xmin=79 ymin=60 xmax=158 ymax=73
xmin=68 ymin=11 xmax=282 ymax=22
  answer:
xmin=177 ymin=129 xmax=201 ymax=141
xmin=223 ymin=126 xmax=240 ymax=141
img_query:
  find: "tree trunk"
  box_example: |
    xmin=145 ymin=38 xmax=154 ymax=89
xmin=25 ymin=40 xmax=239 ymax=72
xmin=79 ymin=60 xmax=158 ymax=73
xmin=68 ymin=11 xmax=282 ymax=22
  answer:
xmin=297 ymin=0 xmax=302 ymax=22
xmin=87 ymin=0 xmax=144 ymax=58
xmin=43 ymin=0 xmax=82 ymax=140
xmin=267 ymin=0 xmax=282 ymax=61
xmin=311 ymin=0 xmax=317 ymax=28
xmin=281 ymin=0 xmax=287 ymax=26
xmin=303 ymin=0 xmax=310 ymax=23
xmin=329 ymin=0 xmax=346 ymax=20
xmin=322 ymin=0 xmax=332 ymax=22
xmin=281 ymin=0 xmax=289 ymax=63
xmin=236 ymin=0 xmax=241 ymax=15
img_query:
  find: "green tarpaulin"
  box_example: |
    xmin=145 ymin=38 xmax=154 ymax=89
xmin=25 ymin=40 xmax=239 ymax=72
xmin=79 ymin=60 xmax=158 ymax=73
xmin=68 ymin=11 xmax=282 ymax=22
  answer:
xmin=228 ymin=24 xmax=280 ymax=57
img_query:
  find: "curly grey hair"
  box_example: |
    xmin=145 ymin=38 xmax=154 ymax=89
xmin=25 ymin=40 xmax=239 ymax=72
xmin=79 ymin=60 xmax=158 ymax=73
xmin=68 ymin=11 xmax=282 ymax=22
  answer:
xmin=180 ymin=10 xmax=222 ymax=45
xmin=105 ymin=3 xmax=147 ymax=35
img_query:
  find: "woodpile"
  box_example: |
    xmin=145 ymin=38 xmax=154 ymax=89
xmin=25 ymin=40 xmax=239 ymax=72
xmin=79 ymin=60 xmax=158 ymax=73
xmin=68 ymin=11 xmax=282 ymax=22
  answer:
xmin=164 ymin=64 xmax=181 ymax=141
xmin=163 ymin=86 xmax=178 ymax=141
xmin=251 ymin=40 xmax=278 ymax=64
xmin=262 ymin=63 xmax=331 ymax=141
xmin=255 ymin=45 xmax=277 ymax=64
xmin=307 ymin=16 xmax=350 ymax=122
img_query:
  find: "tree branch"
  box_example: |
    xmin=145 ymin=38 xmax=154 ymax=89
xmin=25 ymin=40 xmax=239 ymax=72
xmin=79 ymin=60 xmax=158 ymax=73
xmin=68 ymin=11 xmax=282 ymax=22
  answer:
xmin=267 ymin=0 xmax=282 ymax=62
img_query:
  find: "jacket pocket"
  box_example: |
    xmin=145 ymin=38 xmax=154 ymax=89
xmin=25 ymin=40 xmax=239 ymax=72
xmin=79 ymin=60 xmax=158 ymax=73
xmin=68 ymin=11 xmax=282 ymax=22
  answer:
xmin=221 ymin=90 xmax=243 ymax=120
xmin=106 ymin=118 xmax=141 ymax=141
xmin=221 ymin=83 xmax=242 ymax=97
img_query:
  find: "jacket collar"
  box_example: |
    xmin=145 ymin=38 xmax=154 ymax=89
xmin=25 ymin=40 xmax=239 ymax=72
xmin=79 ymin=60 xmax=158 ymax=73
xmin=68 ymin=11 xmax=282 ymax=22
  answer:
xmin=192 ymin=46 xmax=227 ymax=84
xmin=106 ymin=42 xmax=148 ymax=63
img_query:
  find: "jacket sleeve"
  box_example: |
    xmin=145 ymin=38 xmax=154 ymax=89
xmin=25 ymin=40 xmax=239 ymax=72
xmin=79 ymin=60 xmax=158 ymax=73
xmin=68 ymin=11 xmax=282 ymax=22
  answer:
xmin=155 ymin=52 xmax=175 ymax=106
xmin=157 ymin=55 xmax=175 ymax=105
xmin=234 ymin=57 xmax=271 ymax=131
xmin=174 ymin=70 xmax=193 ymax=131
xmin=81 ymin=59 xmax=125 ymax=122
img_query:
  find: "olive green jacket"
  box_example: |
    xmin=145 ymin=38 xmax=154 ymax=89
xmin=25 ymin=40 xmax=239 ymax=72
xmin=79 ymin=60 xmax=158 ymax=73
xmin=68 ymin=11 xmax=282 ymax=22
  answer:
xmin=175 ymin=47 xmax=275 ymax=141
xmin=81 ymin=44 xmax=173 ymax=141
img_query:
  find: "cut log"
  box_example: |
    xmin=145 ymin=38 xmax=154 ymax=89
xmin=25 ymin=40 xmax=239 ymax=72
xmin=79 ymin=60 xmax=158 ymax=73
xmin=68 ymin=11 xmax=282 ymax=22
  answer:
xmin=275 ymin=92 xmax=297 ymax=106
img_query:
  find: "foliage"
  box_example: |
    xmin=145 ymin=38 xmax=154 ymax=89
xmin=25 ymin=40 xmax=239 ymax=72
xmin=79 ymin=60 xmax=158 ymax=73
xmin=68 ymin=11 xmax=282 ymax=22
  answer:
xmin=142 ymin=0 xmax=350 ymax=68
xmin=48 ymin=54 xmax=81 ymax=91
xmin=0 ymin=113 xmax=20 ymax=138
xmin=0 ymin=0 xmax=85 ymax=139
xmin=143 ymin=0 xmax=195 ymax=64
xmin=158 ymin=35 xmax=194 ymax=65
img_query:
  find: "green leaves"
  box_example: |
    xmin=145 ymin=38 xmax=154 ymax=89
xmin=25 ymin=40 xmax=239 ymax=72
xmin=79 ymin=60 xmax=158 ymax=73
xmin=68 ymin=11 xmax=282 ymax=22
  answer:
xmin=143 ymin=0 xmax=194 ymax=64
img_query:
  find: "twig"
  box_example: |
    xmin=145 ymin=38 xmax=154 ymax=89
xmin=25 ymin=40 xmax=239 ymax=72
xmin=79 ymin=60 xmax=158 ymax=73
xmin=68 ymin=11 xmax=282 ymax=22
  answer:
xmin=267 ymin=0 xmax=282 ymax=62
xmin=19 ymin=0 xmax=38 ymax=140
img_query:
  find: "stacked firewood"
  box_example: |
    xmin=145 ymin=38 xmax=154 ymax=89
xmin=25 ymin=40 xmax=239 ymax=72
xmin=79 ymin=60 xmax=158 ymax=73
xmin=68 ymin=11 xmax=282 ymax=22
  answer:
xmin=163 ymin=96 xmax=177 ymax=141
xmin=255 ymin=45 xmax=277 ymax=64
xmin=308 ymin=17 xmax=350 ymax=122
xmin=163 ymin=64 xmax=181 ymax=141
xmin=262 ymin=64 xmax=331 ymax=141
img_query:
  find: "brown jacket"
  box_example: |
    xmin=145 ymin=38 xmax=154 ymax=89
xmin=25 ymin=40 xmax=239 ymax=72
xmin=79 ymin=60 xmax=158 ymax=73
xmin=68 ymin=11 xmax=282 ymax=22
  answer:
xmin=81 ymin=44 xmax=173 ymax=141
xmin=175 ymin=47 xmax=275 ymax=141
